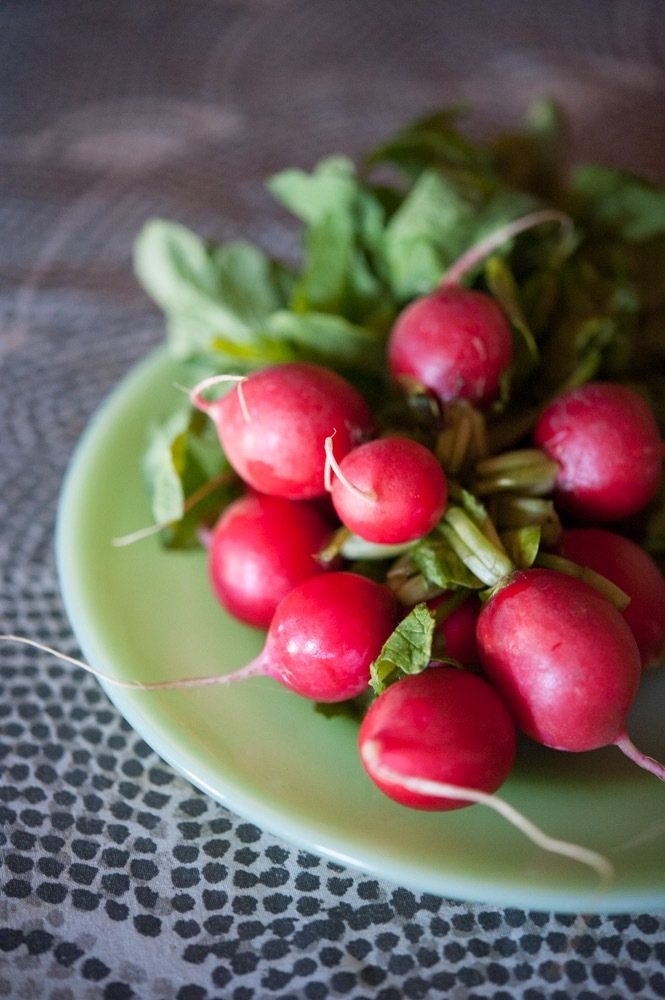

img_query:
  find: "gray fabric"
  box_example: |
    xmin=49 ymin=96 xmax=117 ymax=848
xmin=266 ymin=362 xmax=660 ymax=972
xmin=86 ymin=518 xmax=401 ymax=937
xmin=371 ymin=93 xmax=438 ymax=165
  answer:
xmin=1 ymin=2 xmax=665 ymax=997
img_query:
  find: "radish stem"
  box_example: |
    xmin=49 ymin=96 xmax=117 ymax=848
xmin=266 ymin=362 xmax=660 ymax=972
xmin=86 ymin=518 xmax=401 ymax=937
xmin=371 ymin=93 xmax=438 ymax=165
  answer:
xmin=442 ymin=209 xmax=574 ymax=288
xmin=190 ymin=373 xmax=250 ymax=423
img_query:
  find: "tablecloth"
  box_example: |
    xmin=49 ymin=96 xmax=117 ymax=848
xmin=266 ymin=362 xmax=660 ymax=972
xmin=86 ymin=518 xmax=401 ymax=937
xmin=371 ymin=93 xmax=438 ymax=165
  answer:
xmin=2 ymin=2 xmax=665 ymax=997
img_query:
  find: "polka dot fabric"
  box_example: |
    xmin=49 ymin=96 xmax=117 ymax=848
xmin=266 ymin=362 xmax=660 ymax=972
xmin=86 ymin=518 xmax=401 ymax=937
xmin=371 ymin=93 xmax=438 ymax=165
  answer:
xmin=1 ymin=1 xmax=665 ymax=996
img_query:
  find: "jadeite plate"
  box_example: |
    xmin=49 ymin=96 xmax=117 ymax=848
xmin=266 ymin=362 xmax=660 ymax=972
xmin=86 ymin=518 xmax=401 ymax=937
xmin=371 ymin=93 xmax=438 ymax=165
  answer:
xmin=56 ymin=347 xmax=665 ymax=914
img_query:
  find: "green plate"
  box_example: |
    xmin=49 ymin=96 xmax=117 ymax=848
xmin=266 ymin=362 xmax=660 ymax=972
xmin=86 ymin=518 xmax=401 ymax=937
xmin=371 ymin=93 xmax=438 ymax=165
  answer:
xmin=56 ymin=347 xmax=665 ymax=913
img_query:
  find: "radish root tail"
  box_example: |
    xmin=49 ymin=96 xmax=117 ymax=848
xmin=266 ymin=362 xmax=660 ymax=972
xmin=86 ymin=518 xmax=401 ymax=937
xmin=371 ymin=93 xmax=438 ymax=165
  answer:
xmin=190 ymin=373 xmax=250 ymax=423
xmin=0 ymin=634 xmax=265 ymax=691
xmin=614 ymin=732 xmax=665 ymax=781
xmin=324 ymin=432 xmax=376 ymax=501
xmin=360 ymin=740 xmax=614 ymax=890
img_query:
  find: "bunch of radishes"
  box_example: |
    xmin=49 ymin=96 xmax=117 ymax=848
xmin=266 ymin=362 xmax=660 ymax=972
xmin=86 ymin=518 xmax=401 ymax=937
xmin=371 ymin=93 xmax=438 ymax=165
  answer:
xmin=5 ymin=198 xmax=661 ymax=883
xmin=188 ymin=246 xmax=664 ymax=836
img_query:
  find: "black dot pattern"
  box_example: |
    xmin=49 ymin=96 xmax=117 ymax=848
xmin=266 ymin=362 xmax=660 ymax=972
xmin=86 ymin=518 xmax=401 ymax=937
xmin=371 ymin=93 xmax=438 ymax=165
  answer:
xmin=3 ymin=1 xmax=665 ymax=997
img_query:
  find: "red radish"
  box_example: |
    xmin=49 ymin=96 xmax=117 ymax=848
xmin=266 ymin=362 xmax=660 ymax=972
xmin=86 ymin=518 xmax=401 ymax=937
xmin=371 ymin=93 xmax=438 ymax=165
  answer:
xmin=359 ymin=667 xmax=516 ymax=810
xmin=555 ymin=528 xmax=665 ymax=670
xmin=191 ymin=362 xmax=374 ymax=500
xmin=358 ymin=666 xmax=614 ymax=882
xmin=387 ymin=285 xmax=513 ymax=408
xmin=428 ymin=592 xmax=481 ymax=665
xmin=326 ymin=436 xmax=448 ymax=544
xmin=4 ymin=573 xmax=398 ymax=704
xmin=476 ymin=568 xmax=665 ymax=778
xmin=533 ymin=383 xmax=663 ymax=522
xmin=207 ymin=492 xmax=335 ymax=629
xmin=386 ymin=210 xmax=571 ymax=410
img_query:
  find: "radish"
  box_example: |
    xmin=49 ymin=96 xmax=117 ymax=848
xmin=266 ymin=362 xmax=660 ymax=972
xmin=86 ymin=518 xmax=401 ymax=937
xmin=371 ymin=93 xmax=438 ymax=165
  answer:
xmin=207 ymin=492 xmax=335 ymax=629
xmin=325 ymin=435 xmax=448 ymax=544
xmin=359 ymin=667 xmax=516 ymax=811
xmin=387 ymin=286 xmax=513 ymax=408
xmin=191 ymin=362 xmax=374 ymax=500
xmin=476 ymin=568 xmax=665 ymax=779
xmin=554 ymin=528 xmax=665 ymax=670
xmin=387 ymin=210 xmax=570 ymax=408
xmin=358 ymin=667 xmax=613 ymax=882
xmin=3 ymin=572 xmax=398 ymax=704
xmin=533 ymin=383 xmax=663 ymax=522
xmin=428 ymin=592 xmax=481 ymax=666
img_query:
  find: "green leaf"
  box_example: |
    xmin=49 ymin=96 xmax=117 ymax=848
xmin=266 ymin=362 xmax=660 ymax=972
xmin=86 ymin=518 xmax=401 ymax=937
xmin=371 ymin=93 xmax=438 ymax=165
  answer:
xmin=269 ymin=157 xmax=391 ymax=324
xmin=411 ymin=533 xmax=484 ymax=591
xmin=141 ymin=407 xmax=237 ymax=549
xmin=500 ymin=525 xmax=542 ymax=569
xmin=381 ymin=170 xmax=538 ymax=300
xmin=538 ymin=247 xmax=640 ymax=393
xmin=485 ymin=255 xmax=539 ymax=371
xmin=134 ymin=220 xmax=289 ymax=359
xmin=266 ymin=310 xmax=385 ymax=374
xmin=572 ymin=165 xmax=665 ymax=241
xmin=370 ymin=603 xmax=436 ymax=695
xmin=490 ymin=99 xmax=568 ymax=199
xmin=364 ymin=106 xmax=494 ymax=184
xmin=268 ymin=155 xmax=358 ymax=224
xmin=142 ymin=409 xmax=190 ymax=527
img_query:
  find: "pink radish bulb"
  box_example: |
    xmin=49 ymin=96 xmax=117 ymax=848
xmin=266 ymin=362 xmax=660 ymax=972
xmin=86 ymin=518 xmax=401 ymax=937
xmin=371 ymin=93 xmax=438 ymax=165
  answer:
xmin=192 ymin=362 xmax=374 ymax=500
xmin=2 ymin=574 xmax=397 ymax=705
xmin=555 ymin=528 xmax=665 ymax=670
xmin=477 ymin=568 xmax=665 ymax=778
xmin=255 ymin=571 xmax=399 ymax=701
xmin=358 ymin=667 xmax=516 ymax=810
xmin=534 ymin=383 xmax=663 ymax=522
xmin=387 ymin=286 xmax=513 ymax=408
xmin=208 ymin=492 xmax=335 ymax=629
xmin=327 ymin=436 xmax=448 ymax=544
xmin=428 ymin=592 xmax=481 ymax=665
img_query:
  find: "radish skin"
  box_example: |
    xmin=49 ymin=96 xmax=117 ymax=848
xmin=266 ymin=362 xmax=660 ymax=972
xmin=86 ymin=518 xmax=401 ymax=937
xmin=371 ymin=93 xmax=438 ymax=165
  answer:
xmin=358 ymin=669 xmax=516 ymax=811
xmin=388 ymin=286 xmax=513 ymax=408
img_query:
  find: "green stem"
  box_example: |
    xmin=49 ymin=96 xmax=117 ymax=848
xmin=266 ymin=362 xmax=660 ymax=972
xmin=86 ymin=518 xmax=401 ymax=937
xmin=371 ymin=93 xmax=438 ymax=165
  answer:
xmin=441 ymin=507 xmax=514 ymax=587
xmin=535 ymin=553 xmax=630 ymax=611
xmin=475 ymin=449 xmax=560 ymax=497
